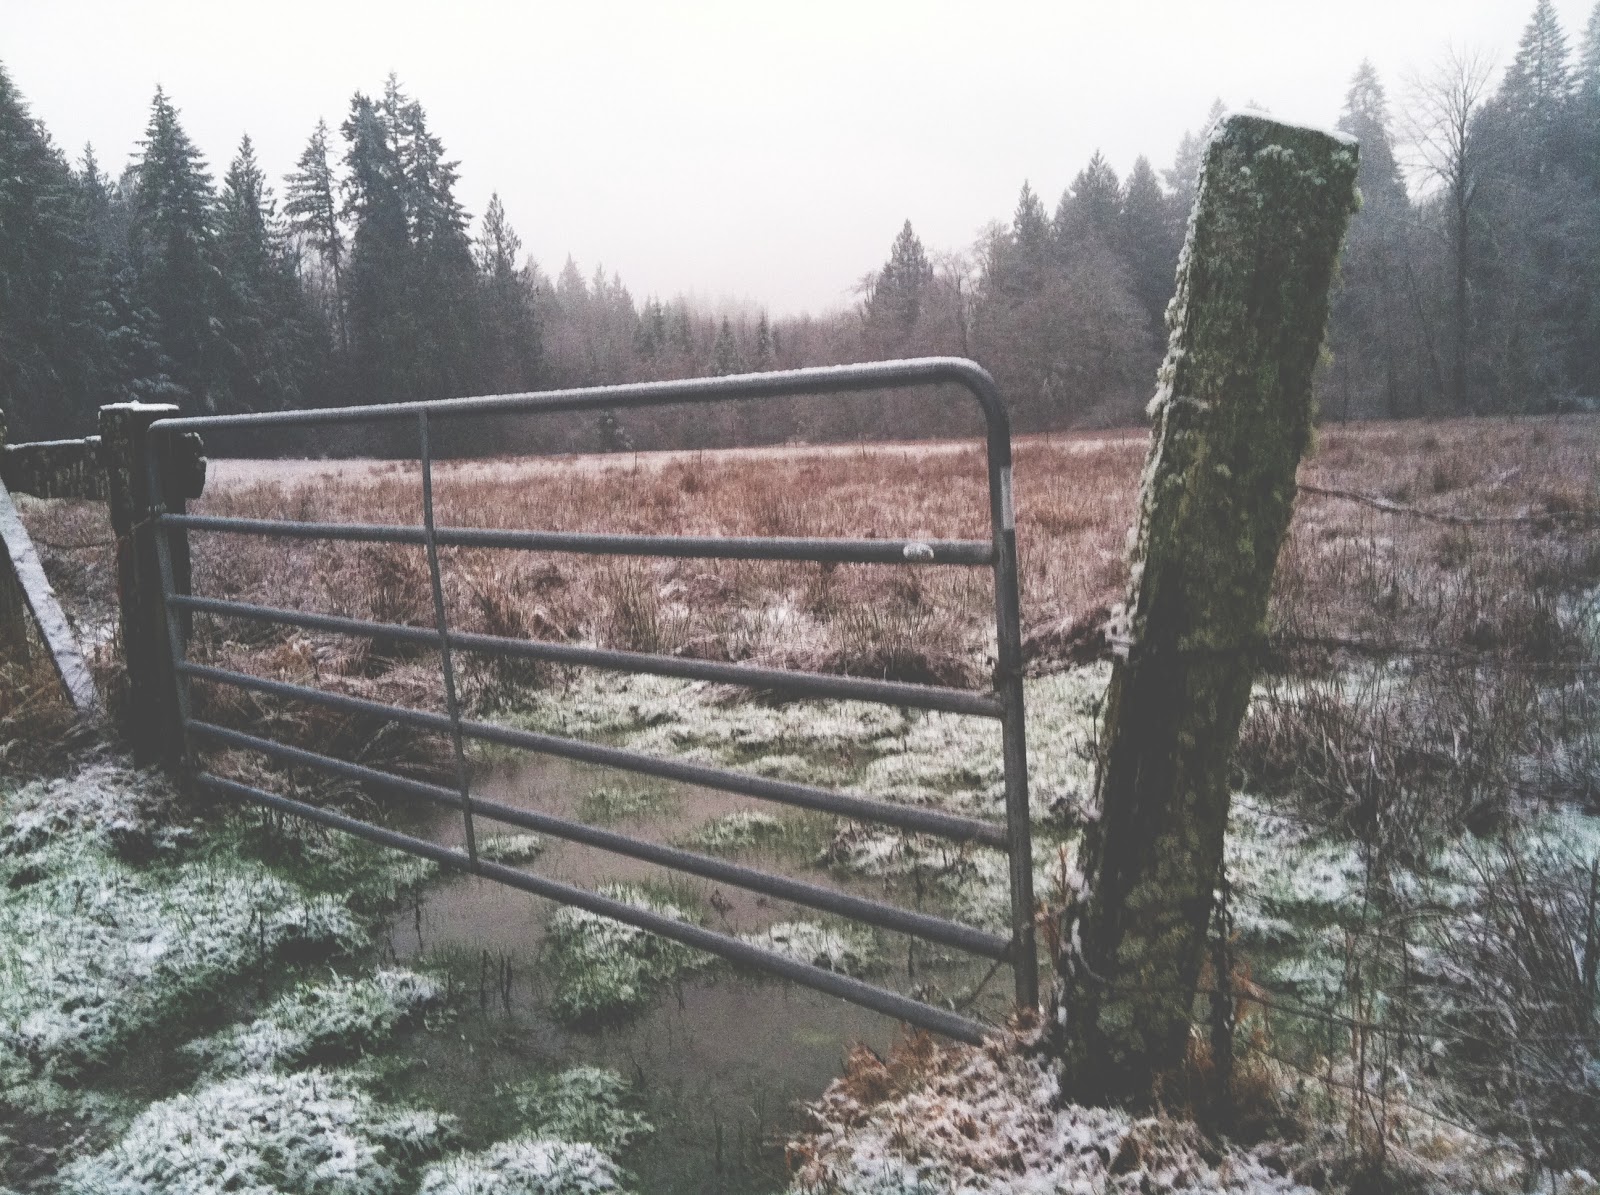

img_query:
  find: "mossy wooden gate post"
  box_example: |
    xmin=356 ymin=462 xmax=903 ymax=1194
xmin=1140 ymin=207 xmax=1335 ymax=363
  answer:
xmin=1053 ymin=114 xmax=1358 ymax=1104
xmin=101 ymin=402 xmax=205 ymax=765
xmin=0 ymin=414 xmax=25 ymax=660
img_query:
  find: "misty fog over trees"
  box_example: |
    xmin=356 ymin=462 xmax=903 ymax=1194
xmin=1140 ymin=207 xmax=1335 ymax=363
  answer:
xmin=3 ymin=0 xmax=1599 ymax=452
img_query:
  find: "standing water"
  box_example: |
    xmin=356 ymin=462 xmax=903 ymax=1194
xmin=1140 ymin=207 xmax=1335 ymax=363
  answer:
xmin=381 ymin=753 xmax=1008 ymax=1193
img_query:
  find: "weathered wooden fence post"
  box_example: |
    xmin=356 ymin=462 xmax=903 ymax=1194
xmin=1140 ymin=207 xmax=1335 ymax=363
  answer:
xmin=0 ymin=413 xmax=25 ymax=660
xmin=100 ymin=403 xmax=205 ymax=765
xmin=1054 ymin=114 xmax=1359 ymax=1104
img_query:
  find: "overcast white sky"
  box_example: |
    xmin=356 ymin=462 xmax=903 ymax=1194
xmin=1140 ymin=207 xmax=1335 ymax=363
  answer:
xmin=8 ymin=1 xmax=1592 ymax=315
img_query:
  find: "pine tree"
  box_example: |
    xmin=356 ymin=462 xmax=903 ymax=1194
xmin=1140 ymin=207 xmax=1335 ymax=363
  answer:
xmin=1006 ymin=182 xmax=1051 ymax=296
xmin=1338 ymin=61 xmax=1408 ymax=215
xmin=129 ymin=86 xmax=220 ymax=408
xmin=474 ymin=192 xmax=541 ymax=392
xmin=0 ymin=63 xmax=104 ymax=435
xmin=1117 ymin=156 xmax=1178 ymax=338
xmin=867 ymin=219 xmax=932 ymax=332
xmin=1496 ymin=0 xmax=1573 ymax=170
xmin=284 ymin=119 xmax=347 ymax=351
xmin=709 ymin=317 xmax=743 ymax=375
xmin=216 ymin=135 xmax=317 ymax=412
xmin=341 ymin=87 xmax=413 ymax=402
xmin=1054 ymin=151 xmax=1121 ymax=250
xmin=1575 ymin=2 xmax=1600 ymax=180
xmin=753 ymin=311 xmax=773 ymax=369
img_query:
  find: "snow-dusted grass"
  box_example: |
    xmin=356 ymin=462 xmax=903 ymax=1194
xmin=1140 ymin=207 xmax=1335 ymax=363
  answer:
xmin=740 ymin=921 xmax=878 ymax=977
xmin=476 ymin=833 xmax=546 ymax=864
xmin=58 ymin=1067 xmax=455 ymax=1195
xmin=504 ymin=1066 xmax=653 ymax=1152
xmin=685 ymin=808 xmax=790 ymax=853
xmin=417 ymin=1137 xmax=628 ymax=1195
xmin=789 ymin=1035 xmax=1311 ymax=1195
xmin=0 ymin=767 xmax=361 ymax=1088
xmin=503 ymin=666 xmax=1106 ymax=825
xmin=183 ymin=970 xmax=443 ymax=1076
xmin=543 ymin=884 xmax=708 ymax=1023
xmin=577 ymin=783 xmax=680 ymax=825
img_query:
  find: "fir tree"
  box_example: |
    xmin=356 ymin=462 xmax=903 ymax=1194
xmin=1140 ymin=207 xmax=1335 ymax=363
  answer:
xmin=1495 ymin=0 xmax=1573 ymax=169
xmin=0 ymin=63 xmax=104 ymax=435
xmin=868 ymin=219 xmax=932 ymax=331
xmin=753 ymin=311 xmax=773 ymax=368
xmin=1005 ymin=182 xmax=1051 ymax=296
xmin=129 ymin=87 xmax=221 ymax=408
xmin=216 ymin=135 xmax=317 ymax=411
xmin=709 ymin=317 xmax=743 ymax=375
xmin=341 ymin=87 xmax=412 ymax=402
xmin=1117 ymin=156 xmax=1178 ymax=338
xmin=1338 ymin=61 xmax=1409 ymax=214
xmin=284 ymin=119 xmax=346 ymax=351
xmin=1055 ymin=150 xmax=1121 ymax=250
xmin=474 ymin=192 xmax=541 ymax=392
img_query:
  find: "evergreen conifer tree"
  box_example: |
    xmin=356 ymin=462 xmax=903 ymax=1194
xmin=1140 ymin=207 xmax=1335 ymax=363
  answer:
xmin=1496 ymin=0 xmax=1573 ymax=170
xmin=710 ymin=317 xmax=743 ymax=375
xmin=215 ymin=135 xmax=317 ymax=411
xmin=0 ymin=63 xmax=104 ymax=435
xmin=868 ymin=219 xmax=932 ymax=332
xmin=753 ymin=311 xmax=773 ymax=368
xmin=130 ymin=86 xmax=220 ymax=408
xmin=1117 ymin=156 xmax=1178 ymax=337
xmin=284 ymin=119 xmax=346 ymax=351
xmin=474 ymin=192 xmax=541 ymax=392
xmin=1054 ymin=151 xmax=1121 ymax=250
xmin=1338 ymin=61 xmax=1409 ymax=214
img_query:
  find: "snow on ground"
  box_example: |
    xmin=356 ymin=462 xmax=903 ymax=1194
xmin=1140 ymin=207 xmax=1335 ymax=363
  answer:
xmin=0 ymin=765 xmax=361 ymax=1088
xmin=790 ymin=1036 xmax=1311 ymax=1195
xmin=183 ymin=969 xmax=443 ymax=1076
xmin=416 ymin=1137 xmax=629 ymax=1195
xmin=58 ymin=1067 xmax=455 ymax=1195
xmin=543 ymin=883 xmax=709 ymax=1023
xmin=740 ymin=921 xmax=879 ymax=976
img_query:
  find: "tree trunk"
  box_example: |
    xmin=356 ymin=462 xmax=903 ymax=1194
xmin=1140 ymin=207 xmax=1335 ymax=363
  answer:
xmin=1052 ymin=114 xmax=1358 ymax=1106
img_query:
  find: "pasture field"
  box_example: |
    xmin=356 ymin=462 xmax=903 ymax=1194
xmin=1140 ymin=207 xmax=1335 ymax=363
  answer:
xmin=6 ymin=414 xmax=1600 ymax=1194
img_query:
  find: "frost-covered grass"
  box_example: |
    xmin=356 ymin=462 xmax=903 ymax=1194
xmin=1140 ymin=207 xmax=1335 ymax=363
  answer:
xmin=740 ymin=921 xmax=878 ymax=977
xmin=417 ymin=1137 xmax=628 ymax=1195
xmin=577 ymin=783 xmax=681 ymax=825
xmin=503 ymin=1066 xmax=653 ymax=1152
xmin=684 ymin=808 xmax=789 ymax=852
xmin=0 ymin=769 xmax=362 ymax=1088
xmin=58 ymin=1067 xmax=455 ymax=1195
xmin=183 ymin=970 xmax=443 ymax=1076
xmin=789 ymin=1035 xmax=1311 ymax=1195
xmin=502 ymin=666 xmax=1107 ymax=825
xmin=477 ymin=833 xmax=546 ymax=864
xmin=543 ymin=883 xmax=709 ymax=1023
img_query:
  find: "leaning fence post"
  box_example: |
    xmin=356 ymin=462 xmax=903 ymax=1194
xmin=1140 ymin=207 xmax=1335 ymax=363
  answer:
xmin=100 ymin=402 xmax=206 ymax=766
xmin=0 ymin=413 xmax=27 ymax=661
xmin=1052 ymin=114 xmax=1359 ymax=1103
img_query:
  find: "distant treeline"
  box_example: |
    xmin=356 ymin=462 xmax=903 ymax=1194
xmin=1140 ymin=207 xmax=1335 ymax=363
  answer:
xmin=3 ymin=0 xmax=1599 ymax=454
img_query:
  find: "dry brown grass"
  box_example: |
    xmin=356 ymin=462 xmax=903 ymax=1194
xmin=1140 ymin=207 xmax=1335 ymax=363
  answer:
xmin=11 ymin=415 xmax=1599 ymax=789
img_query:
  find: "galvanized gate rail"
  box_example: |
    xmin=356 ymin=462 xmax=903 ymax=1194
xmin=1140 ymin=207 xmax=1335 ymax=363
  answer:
xmin=145 ymin=357 xmax=1036 ymax=1044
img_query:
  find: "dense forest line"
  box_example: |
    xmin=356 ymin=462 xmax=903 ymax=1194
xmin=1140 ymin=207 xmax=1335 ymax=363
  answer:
xmin=3 ymin=0 xmax=1600 ymax=455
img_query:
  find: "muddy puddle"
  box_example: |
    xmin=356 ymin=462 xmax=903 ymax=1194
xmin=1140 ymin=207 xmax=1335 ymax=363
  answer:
xmin=381 ymin=753 xmax=1008 ymax=1193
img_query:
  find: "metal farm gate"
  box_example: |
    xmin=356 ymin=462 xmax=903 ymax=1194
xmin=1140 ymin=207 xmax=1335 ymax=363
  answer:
xmin=145 ymin=357 xmax=1037 ymax=1043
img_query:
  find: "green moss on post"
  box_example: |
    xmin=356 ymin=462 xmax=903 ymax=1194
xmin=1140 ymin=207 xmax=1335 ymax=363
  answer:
xmin=101 ymin=403 xmax=204 ymax=766
xmin=1054 ymin=114 xmax=1358 ymax=1104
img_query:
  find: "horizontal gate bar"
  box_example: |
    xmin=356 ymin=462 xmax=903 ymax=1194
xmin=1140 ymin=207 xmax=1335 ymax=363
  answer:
xmin=199 ymin=771 xmax=992 ymax=1044
xmin=190 ymin=720 xmax=1011 ymax=959
xmin=172 ymin=593 xmax=1003 ymax=718
xmin=162 ymin=514 xmax=993 ymax=567
xmin=179 ymin=661 xmax=1010 ymax=848
xmin=150 ymin=357 xmax=1010 ymax=432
